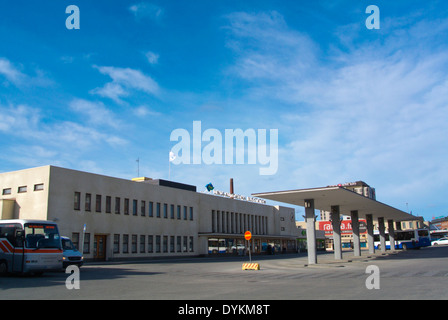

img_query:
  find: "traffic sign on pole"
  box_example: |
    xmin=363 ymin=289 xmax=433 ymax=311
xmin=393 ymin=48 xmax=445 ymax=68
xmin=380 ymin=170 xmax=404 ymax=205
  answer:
xmin=244 ymin=231 xmax=252 ymax=263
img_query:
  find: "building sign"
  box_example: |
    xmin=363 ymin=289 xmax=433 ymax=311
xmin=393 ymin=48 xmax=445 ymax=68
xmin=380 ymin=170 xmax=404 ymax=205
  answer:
xmin=212 ymin=190 xmax=266 ymax=204
xmin=319 ymin=220 xmax=367 ymax=236
xmin=328 ymin=182 xmax=359 ymax=187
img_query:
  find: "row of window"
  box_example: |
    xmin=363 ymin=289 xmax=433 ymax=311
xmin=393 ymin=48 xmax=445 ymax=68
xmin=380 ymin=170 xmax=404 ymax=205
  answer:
xmin=74 ymin=192 xmax=194 ymax=220
xmin=211 ymin=210 xmax=268 ymax=235
xmin=2 ymin=183 xmax=44 ymax=195
xmin=72 ymin=233 xmax=194 ymax=255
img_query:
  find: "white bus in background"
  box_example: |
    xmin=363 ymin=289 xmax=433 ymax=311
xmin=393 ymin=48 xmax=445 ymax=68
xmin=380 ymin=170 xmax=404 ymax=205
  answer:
xmin=374 ymin=228 xmax=431 ymax=250
xmin=0 ymin=219 xmax=63 ymax=275
xmin=207 ymin=238 xmax=227 ymax=254
xmin=430 ymin=229 xmax=448 ymax=241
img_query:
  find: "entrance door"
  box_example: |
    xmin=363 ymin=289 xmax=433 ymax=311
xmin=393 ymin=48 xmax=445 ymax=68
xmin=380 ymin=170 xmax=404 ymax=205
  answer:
xmin=93 ymin=235 xmax=107 ymax=260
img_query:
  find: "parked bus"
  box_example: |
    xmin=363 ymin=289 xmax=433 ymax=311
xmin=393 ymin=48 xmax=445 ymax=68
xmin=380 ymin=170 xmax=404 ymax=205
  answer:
xmin=0 ymin=219 xmax=63 ymax=275
xmin=374 ymin=228 xmax=431 ymax=250
xmin=208 ymin=238 xmax=227 ymax=254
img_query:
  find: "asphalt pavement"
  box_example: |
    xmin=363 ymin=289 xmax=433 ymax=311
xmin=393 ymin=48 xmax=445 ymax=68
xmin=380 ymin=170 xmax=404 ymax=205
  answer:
xmin=1 ymin=246 xmax=448 ymax=301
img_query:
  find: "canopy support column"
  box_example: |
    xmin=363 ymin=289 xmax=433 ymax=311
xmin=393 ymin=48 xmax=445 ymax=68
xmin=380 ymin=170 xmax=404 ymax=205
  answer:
xmin=388 ymin=219 xmax=396 ymax=251
xmin=366 ymin=214 xmax=375 ymax=254
xmin=378 ymin=217 xmax=386 ymax=253
xmin=331 ymin=205 xmax=342 ymax=260
xmin=351 ymin=210 xmax=361 ymax=257
xmin=304 ymin=199 xmax=317 ymax=265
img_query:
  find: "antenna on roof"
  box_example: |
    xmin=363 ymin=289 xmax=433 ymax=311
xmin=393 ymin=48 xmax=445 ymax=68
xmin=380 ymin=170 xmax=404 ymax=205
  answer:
xmin=136 ymin=157 xmax=140 ymax=177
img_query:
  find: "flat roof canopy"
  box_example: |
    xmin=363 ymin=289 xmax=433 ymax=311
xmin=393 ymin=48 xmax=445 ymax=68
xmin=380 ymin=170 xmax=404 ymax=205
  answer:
xmin=253 ymin=186 xmax=418 ymax=222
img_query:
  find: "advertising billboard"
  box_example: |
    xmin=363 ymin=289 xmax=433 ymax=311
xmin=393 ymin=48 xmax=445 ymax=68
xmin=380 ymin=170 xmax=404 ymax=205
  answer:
xmin=319 ymin=220 xmax=367 ymax=236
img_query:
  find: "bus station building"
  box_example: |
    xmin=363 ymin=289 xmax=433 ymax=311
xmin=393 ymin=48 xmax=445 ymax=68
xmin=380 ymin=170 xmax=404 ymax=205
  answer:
xmin=0 ymin=165 xmax=301 ymax=261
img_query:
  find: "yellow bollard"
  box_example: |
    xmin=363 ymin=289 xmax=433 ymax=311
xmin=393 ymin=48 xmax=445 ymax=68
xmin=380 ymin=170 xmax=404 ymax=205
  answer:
xmin=242 ymin=263 xmax=260 ymax=270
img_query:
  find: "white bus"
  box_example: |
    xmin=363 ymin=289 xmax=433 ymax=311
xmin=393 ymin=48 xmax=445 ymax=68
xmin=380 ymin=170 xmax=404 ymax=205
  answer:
xmin=374 ymin=228 xmax=431 ymax=250
xmin=430 ymin=229 xmax=448 ymax=241
xmin=0 ymin=219 xmax=63 ymax=275
xmin=207 ymin=238 xmax=228 ymax=254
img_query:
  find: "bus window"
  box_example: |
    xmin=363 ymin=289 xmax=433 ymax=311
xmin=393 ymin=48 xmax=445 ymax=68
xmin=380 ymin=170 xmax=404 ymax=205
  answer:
xmin=418 ymin=229 xmax=429 ymax=237
xmin=0 ymin=223 xmax=22 ymax=247
xmin=25 ymin=223 xmax=61 ymax=249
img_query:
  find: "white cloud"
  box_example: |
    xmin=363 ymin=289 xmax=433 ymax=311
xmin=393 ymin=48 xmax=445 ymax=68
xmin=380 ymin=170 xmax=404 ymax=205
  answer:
xmin=0 ymin=103 xmax=128 ymax=164
xmin=224 ymin=11 xmax=319 ymax=103
xmin=69 ymin=98 xmax=122 ymax=128
xmin=91 ymin=65 xmax=160 ymax=103
xmin=0 ymin=104 xmax=41 ymax=133
xmin=0 ymin=57 xmax=53 ymax=88
xmin=145 ymin=51 xmax=159 ymax=64
xmin=90 ymin=82 xmax=128 ymax=104
xmin=133 ymin=105 xmax=161 ymax=117
xmin=0 ymin=58 xmax=26 ymax=85
xmin=129 ymin=2 xmax=163 ymax=22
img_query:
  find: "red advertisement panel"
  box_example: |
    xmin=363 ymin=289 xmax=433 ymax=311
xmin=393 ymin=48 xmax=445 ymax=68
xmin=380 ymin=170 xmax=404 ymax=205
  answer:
xmin=319 ymin=220 xmax=367 ymax=236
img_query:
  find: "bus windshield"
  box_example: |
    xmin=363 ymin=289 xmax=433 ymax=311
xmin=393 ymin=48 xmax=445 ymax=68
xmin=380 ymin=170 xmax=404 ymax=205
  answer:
xmin=24 ymin=223 xmax=61 ymax=249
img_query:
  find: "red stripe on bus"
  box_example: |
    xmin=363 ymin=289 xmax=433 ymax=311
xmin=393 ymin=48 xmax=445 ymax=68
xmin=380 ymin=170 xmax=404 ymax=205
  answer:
xmin=0 ymin=239 xmax=62 ymax=254
xmin=0 ymin=240 xmax=11 ymax=253
xmin=23 ymin=249 xmax=63 ymax=254
xmin=1 ymin=239 xmax=14 ymax=252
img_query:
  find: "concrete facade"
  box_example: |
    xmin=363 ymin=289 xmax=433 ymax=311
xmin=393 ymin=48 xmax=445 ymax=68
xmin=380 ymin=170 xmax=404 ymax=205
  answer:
xmin=0 ymin=165 xmax=300 ymax=261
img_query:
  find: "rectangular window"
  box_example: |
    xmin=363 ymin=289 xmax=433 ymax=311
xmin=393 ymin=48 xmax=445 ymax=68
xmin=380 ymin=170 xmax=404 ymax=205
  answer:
xmin=170 ymin=236 xmax=175 ymax=253
xmin=124 ymin=198 xmax=129 ymax=215
xmin=132 ymin=235 xmax=137 ymax=253
xmin=85 ymin=193 xmax=91 ymax=211
xmin=183 ymin=206 xmax=187 ymax=220
xmin=177 ymin=236 xmax=181 ymax=252
xmin=34 ymin=183 xmax=44 ymax=191
xmin=148 ymin=201 xmax=153 ymax=217
xmin=95 ymin=194 xmax=102 ymax=212
xmin=156 ymin=202 xmax=161 ymax=218
xmin=115 ymin=197 xmax=120 ymax=214
xmin=163 ymin=236 xmax=168 ymax=253
xmin=72 ymin=233 xmax=80 ymax=250
xmin=170 ymin=204 xmax=175 ymax=219
xmin=164 ymin=203 xmax=168 ymax=218
xmin=74 ymin=192 xmax=81 ymax=210
xmin=106 ymin=196 xmax=111 ymax=213
xmin=113 ymin=234 xmax=120 ymax=253
xmin=183 ymin=236 xmax=188 ymax=252
xmin=177 ymin=205 xmax=181 ymax=219
xmin=148 ymin=235 xmax=153 ymax=253
xmin=2 ymin=188 xmax=11 ymax=195
xmin=189 ymin=236 xmax=194 ymax=252
xmin=140 ymin=235 xmax=146 ymax=253
xmin=18 ymin=186 xmax=27 ymax=193
xmin=155 ymin=235 xmax=161 ymax=253
xmin=189 ymin=207 xmax=194 ymax=220
xmin=141 ymin=200 xmax=146 ymax=216
xmin=83 ymin=233 xmax=90 ymax=254
xmin=123 ymin=235 xmax=129 ymax=253
xmin=133 ymin=199 xmax=138 ymax=216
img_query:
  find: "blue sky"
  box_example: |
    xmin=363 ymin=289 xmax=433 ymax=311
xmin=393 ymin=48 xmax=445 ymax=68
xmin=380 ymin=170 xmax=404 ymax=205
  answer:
xmin=0 ymin=1 xmax=447 ymax=222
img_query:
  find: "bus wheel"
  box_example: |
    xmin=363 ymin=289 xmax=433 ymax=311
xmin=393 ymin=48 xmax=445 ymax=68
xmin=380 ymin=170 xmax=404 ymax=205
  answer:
xmin=0 ymin=261 xmax=7 ymax=275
